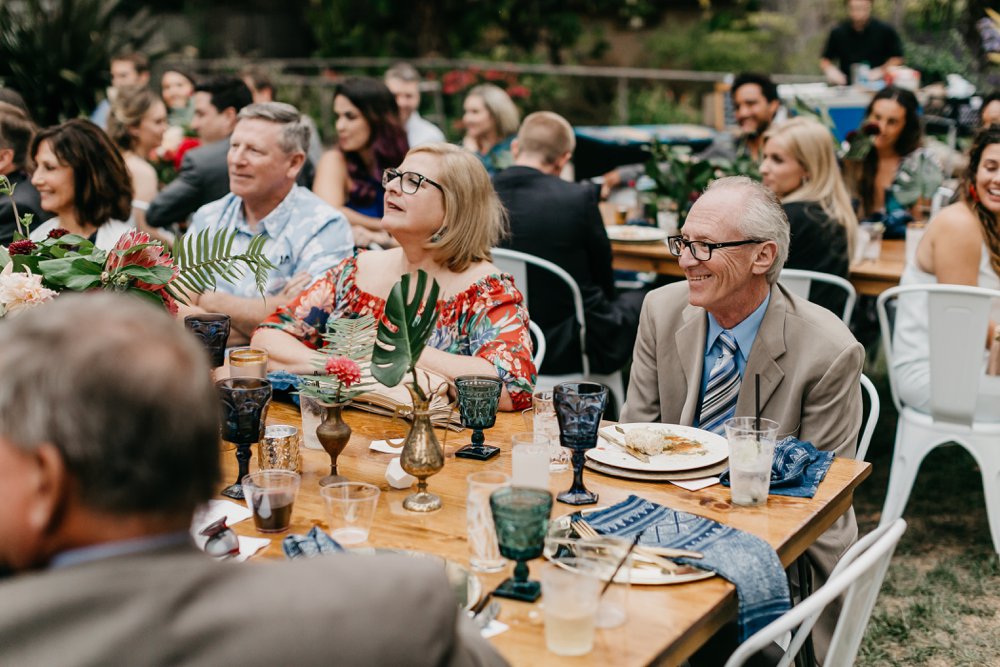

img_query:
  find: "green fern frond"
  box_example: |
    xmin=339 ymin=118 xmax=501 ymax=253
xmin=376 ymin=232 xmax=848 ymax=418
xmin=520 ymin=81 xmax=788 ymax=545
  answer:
xmin=169 ymin=228 xmax=276 ymax=298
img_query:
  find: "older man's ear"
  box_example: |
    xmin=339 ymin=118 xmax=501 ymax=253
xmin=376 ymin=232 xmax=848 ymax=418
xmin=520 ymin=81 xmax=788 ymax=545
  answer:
xmin=750 ymin=240 xmax=779 ymax=277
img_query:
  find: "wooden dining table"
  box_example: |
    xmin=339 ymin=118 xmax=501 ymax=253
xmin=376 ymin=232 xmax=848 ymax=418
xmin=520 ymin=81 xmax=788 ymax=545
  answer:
xmin=221 ymin=401 xmax=870 ymax=667
xmin=611 ymin=237 xmax=905 ymax=297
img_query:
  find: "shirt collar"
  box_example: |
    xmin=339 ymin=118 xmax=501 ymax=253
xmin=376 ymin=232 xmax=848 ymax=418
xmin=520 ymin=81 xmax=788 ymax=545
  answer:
xmin=49 ymin=531 xmax=193 ymax=570
xmin=232 ymin=186 xmax=298 ymax=237
xmin=706 ymin=293 xmax=771 ymax=360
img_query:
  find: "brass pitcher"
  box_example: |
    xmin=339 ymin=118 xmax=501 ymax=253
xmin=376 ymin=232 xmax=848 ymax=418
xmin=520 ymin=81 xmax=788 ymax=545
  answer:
xmin=400 ymin=383 xmax=445 ymax=512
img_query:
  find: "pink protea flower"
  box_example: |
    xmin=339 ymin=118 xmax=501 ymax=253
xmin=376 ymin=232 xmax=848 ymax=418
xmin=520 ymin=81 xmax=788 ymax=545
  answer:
xmin=105 ymin=230 xmax=178 ymax=289
xmin=324 ymin=356 xmax=362 ymax=387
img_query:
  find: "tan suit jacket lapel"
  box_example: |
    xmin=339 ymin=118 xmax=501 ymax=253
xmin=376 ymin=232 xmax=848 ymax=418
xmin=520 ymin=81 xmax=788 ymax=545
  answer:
xmin=676 ymin=303 xmax=707 ymax=425
xmin=737 ymin=285 xmax=787 ymax=418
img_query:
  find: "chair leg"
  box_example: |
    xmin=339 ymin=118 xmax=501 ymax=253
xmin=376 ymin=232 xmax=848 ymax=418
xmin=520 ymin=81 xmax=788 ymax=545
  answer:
xmin=979 ymin=452 xmax=1000 ymax=555
xmin=879 ymin=419 xmax=937 ymax=526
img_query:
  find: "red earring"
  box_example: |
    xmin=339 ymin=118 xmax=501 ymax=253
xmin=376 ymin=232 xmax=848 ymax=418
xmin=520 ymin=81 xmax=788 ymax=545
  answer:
xmin=970 ymin=184 xmax=981 ymax=203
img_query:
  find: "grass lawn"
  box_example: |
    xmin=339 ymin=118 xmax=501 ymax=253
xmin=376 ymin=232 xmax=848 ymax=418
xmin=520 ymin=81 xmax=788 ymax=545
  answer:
xmin=854 ymin=358 xmax=1000 ymax=666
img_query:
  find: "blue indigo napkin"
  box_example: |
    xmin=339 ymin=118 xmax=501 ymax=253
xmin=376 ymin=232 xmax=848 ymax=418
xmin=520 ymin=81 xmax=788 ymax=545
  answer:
xmin=583 ymin=495 xmax=790 ymax=642
xmin=719 ymin=437 xmax=835 ymax=499
xmin=282 ymin=526 xmax=345 ymax=559
xmin=267 ymin=370 xmax=303 ymax=405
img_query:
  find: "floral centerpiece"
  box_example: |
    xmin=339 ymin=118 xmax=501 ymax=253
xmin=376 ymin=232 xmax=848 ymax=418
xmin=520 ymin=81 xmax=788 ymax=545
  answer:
xmin=843 ymin=121 xmax=880 ymax=162
xmin=0 ymin=174 xmax=274 ymax=317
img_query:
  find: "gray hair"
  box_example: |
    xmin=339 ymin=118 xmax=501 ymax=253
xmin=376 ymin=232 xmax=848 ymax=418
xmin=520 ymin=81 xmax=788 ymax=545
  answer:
xmin=385 ymin=62 xmax=420 ymax=83
xmin=0 ymin=293 xmax=220 ymax=516
xmin=237 ymin=101 xmax=310 ymax=155
xmin=705 ymin=176 xmax=789 ymax=284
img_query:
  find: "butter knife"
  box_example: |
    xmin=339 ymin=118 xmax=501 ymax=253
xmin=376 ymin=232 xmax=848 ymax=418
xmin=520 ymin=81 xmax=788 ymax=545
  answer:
xmin=599 ymin=430 xmax=650 ymax=463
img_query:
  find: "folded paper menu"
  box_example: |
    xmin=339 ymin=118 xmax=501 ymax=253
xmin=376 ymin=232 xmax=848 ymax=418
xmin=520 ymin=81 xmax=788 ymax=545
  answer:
xmin=348 ymin=371 xmax=463 ymax=431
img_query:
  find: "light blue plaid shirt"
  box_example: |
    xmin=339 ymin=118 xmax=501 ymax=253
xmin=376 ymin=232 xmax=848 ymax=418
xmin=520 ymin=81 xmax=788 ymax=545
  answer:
xmin=188 ymin=186 xmax=354 ymax=297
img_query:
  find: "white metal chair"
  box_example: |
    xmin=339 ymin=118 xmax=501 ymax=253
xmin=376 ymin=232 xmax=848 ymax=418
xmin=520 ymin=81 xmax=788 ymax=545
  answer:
xmin=528 ymin=319 xmax=546 ymax=370
xmin=856 ymin=373 xmax=880 ymax=462
xmin=491 ymin=247 xmax=625 ymax=408
xmin=778 ymin=268 xmax=857 ymax=324
xmin=876 ymin=283 xmax=1000 ymax=553
xmin=724 ymin=519 xmax=907 ymax=667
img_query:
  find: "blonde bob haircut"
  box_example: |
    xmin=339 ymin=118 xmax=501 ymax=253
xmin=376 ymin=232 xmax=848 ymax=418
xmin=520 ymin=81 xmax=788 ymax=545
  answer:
xmin=466 ymin=84 xmax=521 ymax=139
xmin=763 ymin=117 xmax=858 ymax=252
xmin=411 ymin=142 xmax=509 ymax=272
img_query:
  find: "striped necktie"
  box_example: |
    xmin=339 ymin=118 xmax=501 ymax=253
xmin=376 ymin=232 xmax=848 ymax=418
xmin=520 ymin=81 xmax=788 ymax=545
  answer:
xmin=699 ymin=330 xmax=741 ymax=435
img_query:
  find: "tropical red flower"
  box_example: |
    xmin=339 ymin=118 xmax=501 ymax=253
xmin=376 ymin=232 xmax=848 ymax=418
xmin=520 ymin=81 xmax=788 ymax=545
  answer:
xmin=7 ymin=239 xmax=37 ymax=255
xmin=173 ymin=138 xmax=201 ymax=170
xmin=46 ymin=228 xmax=70 ymax=239
xmin=506 ymin=85 xmax=530 ymax=99
xmin=105 ymin=230 xmax=178 ymax=289
xmin=324 ymin=355 xmax=362 ymax=387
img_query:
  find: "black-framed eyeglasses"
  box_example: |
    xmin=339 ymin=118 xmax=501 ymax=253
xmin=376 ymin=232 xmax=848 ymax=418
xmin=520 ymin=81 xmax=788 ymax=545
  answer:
xmin=667 ymin=235 xmax=763 ymax=261
xmin=382 ymin=168 xmax=444 ymax=195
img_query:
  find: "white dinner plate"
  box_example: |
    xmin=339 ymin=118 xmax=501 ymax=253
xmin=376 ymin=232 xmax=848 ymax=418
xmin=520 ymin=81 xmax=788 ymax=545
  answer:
xmin=587 ymin=423 xmax=728 ymax=472
xmin=604 ymin=225 xmax=669 ymax=243
xmin=545 ymin=509 xmax=715 ymax=586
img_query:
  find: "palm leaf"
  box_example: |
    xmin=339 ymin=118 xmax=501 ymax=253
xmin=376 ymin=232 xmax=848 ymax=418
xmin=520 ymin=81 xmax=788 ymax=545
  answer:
xmin=165 ymin=227 xmax=276 ymax=302
xmin=299 ymin=315 xmax=379 ymax=403
xmin=371 ymin=270 xmax=440 ymax=390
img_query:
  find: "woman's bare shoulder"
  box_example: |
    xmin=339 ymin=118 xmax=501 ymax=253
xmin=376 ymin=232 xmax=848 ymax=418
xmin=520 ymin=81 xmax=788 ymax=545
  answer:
xmin=929 ymin=201 xmax=982 ymax=237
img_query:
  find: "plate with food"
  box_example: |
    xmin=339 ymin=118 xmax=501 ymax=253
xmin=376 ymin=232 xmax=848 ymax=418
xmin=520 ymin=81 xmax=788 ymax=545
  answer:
xmin=588 ymin=423 xmax=728 ymax=472
xmin=604 ymin=225 xmax=669 ymax=244
xmin=545 ymin=509 xmax=715 ymax=585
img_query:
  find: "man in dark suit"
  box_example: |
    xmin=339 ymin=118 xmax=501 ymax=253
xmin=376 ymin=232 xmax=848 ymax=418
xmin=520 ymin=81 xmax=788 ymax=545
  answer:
xmin=0 ymin=106 xmax=52 ymax=244
xmin=0 ymin=292 xmax=506 ymax=667
xmin=145 ymin=76 xmax=253 ymax=229
xmin=494 ymin=111 xmax=644 ymax=377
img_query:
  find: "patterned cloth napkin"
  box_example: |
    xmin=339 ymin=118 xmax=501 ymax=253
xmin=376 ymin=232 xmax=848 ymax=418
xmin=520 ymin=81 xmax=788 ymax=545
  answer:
xmin=719 ymin=437 xmax=835 ymax=499
xmin=282 ymin=526 xmax=346 ymax=559
xmin=583 ymin=495 xmax=790 ymax=642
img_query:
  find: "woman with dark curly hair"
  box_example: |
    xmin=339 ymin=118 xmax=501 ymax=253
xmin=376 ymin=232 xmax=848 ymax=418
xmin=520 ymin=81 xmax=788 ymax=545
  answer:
xmin=314 ymin=77 xmax=409 ymax=247
xmin=845 ymin=85 xmax=942 ymax=237
xmin=891 ymin=124 xmax=1000 ymax=418
xmin=29 ymin=119 xmax=133 ymax=249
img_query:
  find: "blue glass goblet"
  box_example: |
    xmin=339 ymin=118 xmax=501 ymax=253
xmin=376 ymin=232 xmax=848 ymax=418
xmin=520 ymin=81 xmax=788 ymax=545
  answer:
xmin=454 ymin=375 xmax=503 ymax=460
xmin=184 ymin=313 xmax=231 ymax=368
xmin=217 ymin=377 xmax=272 ymax=500
xmin=490 ymin=486 xmax=553 ymax=602
xmin=554 ymin=382 xmax=609 ymax=506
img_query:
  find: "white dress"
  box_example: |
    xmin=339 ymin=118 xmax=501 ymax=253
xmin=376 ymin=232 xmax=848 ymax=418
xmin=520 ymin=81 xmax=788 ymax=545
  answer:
xmin=892 ymin=243 xmax=1000 ymax=420
xmin=29 ymin=218 xmax=133 ymax=251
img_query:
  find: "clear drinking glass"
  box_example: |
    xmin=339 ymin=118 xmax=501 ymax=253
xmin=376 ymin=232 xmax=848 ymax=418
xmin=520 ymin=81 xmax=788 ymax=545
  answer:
xmin=541 ymin=560 xmax=602 ymax=656
xmin=522 ymin=390 xmax=569 ymax=471
xmin=320 ymin=482 xmax=381 ymax=545
xmin=725 ymin=417 xmax=779 ymax=507
xmin=466 ymin=471 xmax=510 ymax=573
xmin=242 ymin=470 xmax=300 ymax=533
xmin=511 ymin=433 xmax=551 ymax=490
xmin=228 ymin=347 xmax=268 ymax=378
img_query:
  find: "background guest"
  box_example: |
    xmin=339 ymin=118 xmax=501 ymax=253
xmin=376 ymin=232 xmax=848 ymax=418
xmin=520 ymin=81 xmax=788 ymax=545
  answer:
xmin=106 ymin=86 xmax=170 ymax=241
xmin=145 ymin=76 xmax=253 ymax=229
xmin=891 ymin=125 xmax=1000 ymax=419
xmin=0 ymin=105 xmax=52 ymax=243
xmin=760 ymin=117 xmax=858 ymax=314
xmin=90 ymin=51 xmax=150 ymax=130
xmin=384 ymin=62 xmax=446 ymax=148
xmin=980 ymin=91 xmax=1000 ymax=127
xmin=313 ymin=76 xmax=408 ymax=247
xmin=820 ymin=0 xmax=904 ymax=85
xmin=461 ymin=83 xmax=520 ymax=176
xmin=254 ymin=142 xmax=536 ymax=411
xmin=160 ymin=66 xmax=197 ymax=129
xmin=29 ymin=119 xmax=132 ymax=249
xmin=846 ymin=86 xmax=940 ymax=237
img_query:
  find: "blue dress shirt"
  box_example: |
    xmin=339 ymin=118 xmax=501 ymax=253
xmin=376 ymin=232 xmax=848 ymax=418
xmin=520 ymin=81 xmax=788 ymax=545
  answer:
xmin=699 ymin=294 xmax=771 ymax=400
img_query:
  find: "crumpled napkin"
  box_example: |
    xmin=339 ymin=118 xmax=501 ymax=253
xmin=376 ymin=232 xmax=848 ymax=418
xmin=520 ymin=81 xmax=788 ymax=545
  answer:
xmin=282 ymin=526 xmax=346 ymax=559
xmin=584 ymin=495 xmax=790 ymax=642
xmin=720 ymin=437 xmax=834 ymax=499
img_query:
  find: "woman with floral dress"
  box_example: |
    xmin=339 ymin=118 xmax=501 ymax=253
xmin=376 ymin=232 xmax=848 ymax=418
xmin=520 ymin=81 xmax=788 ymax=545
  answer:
xmin=253 ymin=142 xmax=536 ymax=411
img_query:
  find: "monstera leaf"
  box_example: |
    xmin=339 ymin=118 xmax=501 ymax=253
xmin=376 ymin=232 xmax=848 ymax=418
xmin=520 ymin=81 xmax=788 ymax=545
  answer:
xmin=371 ymin=270 xmax=440 ymax=397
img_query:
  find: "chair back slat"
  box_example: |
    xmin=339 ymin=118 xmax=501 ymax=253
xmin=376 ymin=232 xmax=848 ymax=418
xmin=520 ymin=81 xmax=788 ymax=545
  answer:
xmin=927 ymin=290 xmax=994 ymax=425
xmin=778 ymin=268 xmax=857 ymax=324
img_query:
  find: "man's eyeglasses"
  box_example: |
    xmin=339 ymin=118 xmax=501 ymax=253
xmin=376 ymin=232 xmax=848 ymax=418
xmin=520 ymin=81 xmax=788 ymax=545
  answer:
xmin=382 ymin=168 xmax=444 ymax=194
xmin=667 ymin=235 xmax=763 ymax=261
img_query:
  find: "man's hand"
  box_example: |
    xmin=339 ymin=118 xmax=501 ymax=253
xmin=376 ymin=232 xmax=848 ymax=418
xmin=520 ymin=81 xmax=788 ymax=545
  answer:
xmin=599 ymin=169 xmax=623 ymax=200
xmin=823 ymin=65 xmax=848 ymax=86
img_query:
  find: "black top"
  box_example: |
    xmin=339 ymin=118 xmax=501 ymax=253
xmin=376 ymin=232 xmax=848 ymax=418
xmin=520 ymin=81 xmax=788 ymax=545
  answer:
xmin=822 ymin=18 xmax=903 ymax=83
xmin=494 ymin=165 xmax=643 ymax=375
xmin=0 ymin=170 xmax=53 ymax=245
xmin=783 ymin=201 xmax=850 ymax=317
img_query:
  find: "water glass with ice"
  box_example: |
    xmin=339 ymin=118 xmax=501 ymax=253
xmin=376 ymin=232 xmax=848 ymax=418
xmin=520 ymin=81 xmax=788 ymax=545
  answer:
xmin=466 ymin=471 xmax=509 ymax=573
xmin=724 ymin=417 xmax=779 ymax=507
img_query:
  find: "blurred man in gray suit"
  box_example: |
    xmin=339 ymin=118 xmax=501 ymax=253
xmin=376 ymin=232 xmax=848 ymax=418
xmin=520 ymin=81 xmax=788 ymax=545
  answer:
xmin=0 ymin=292 xmax=506 ymax=667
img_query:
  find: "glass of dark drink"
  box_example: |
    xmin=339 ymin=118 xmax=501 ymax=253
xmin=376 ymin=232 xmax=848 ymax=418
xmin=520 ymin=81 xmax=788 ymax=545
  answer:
xmin=241 ymin=470 xmax=301 ymax=533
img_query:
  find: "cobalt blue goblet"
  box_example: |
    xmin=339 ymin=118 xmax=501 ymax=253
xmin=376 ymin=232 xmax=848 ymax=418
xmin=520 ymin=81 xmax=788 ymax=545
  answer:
xmin=553 ymin=382 xmax=609 ymax=506
xmin=217 ymin=377 xmax=272 ymax=500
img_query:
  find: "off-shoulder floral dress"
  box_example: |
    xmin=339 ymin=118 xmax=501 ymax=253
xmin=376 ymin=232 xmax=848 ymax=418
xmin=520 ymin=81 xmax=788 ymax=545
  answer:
xmin=260 ymin=254 xmax=536 ymax=410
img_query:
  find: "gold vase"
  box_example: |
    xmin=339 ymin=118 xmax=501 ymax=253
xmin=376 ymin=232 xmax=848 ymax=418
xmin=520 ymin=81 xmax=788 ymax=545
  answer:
xmin=400 ymin=383 xmax=445 ymax=512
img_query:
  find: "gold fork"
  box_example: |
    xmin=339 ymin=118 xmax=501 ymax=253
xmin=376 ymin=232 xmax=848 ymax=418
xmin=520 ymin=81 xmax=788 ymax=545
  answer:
xmin=573 ymin=518 xmax=704 ymax=561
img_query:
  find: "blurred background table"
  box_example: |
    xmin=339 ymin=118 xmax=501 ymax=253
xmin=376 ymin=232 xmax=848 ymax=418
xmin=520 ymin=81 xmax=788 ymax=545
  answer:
xmin=573 ymin=124 xmax=718 ymax=180
xmin=221 ymin=402 xmax=870 ymax=666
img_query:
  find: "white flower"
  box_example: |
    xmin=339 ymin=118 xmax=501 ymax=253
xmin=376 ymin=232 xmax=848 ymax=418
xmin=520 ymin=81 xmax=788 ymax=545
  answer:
xmin=0 ymin=264 xmax=58 ymax=317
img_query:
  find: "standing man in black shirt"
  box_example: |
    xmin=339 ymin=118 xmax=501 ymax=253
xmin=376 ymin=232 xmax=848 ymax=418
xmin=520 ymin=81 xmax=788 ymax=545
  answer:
xmin=820 ymin=0 xmax=904 ymax=85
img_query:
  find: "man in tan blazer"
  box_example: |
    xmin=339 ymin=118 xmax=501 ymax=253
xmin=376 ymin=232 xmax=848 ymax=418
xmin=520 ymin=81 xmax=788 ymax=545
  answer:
xmin=0 ymin=293 xmax=506 ymax=667
xmin=621 ymin=176 xmax=863 ymax=664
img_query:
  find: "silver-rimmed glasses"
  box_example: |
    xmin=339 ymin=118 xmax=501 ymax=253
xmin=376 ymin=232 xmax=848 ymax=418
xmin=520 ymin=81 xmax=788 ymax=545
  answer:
xmin=382 ymin=168 xmax=444 ymax=194
xmin=666 ymin=235 xmax=763 ymax=261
